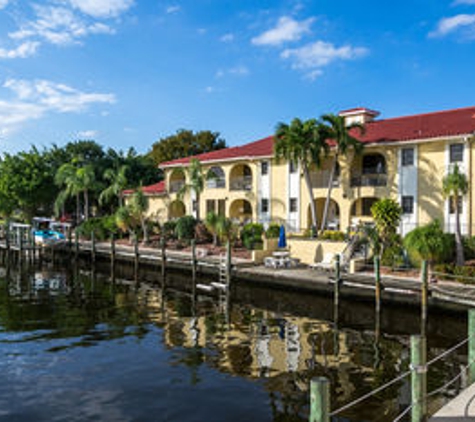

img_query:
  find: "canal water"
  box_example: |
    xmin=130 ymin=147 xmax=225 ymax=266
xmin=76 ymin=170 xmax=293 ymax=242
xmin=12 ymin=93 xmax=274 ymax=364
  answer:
xmin=0 ymin=260 xmax=469 ymax=421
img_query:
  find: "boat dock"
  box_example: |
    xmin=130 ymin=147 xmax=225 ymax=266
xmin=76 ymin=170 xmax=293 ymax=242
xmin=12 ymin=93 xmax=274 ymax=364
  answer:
xmin=429 ymin=382 xmax=475 ymax=420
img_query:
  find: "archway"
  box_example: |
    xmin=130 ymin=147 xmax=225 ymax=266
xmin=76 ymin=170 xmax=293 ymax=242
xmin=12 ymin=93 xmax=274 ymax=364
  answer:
xmin=229 ymin=164 xmax=252 ymax=191
xmin=169 ymin=199 xmax=186 ymax=219
xmin=307 ymin=198 xmax=340 ymax=230
xmin=229 ymin=199 xmax=253 ymax=224
xmin=206 ymin=166 xmax=226 ymax=189
xmin=169 ymin=168 xmax=186 ymax=193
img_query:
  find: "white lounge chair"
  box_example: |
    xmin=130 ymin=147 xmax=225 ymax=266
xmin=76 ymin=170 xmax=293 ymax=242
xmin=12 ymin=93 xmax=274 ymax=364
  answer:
xmin=309 ymin=253 xmax=335 ymax=271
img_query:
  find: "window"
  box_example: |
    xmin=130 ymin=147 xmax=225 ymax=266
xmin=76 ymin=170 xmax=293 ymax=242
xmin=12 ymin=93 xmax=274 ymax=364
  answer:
xmin=261 ymin=161 xmax=269 ymax=175
xmin=261 ymin=198 xmax=269 ymax=213
xmin=218 ymin=199 xmax=226 ymax=216
xmin=362 ymin=154 xmax=386 ymax=174
xmin=449 ymin=196 xmax=463 ymax=214
xmin=289 ymin=198 xmax=298 ymax=213
xmin=401 ymin=196 xmax=414 ymax=214
xmin=192 ymin=200 xmax=198 ymax=212
xmin=289 ymin=161 xmax=297 ymax=174
xmin=206 ymin=200 xmax=215 ymax=215
xmin=402 ymin=148 xmax=414 ymax=166
xmin=450 ymin=144 xmax=464 ymax=163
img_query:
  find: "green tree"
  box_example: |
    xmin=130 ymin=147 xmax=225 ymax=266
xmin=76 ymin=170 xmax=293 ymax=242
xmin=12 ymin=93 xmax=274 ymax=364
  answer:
xmin=404 ymin=220 xmax=453 ymax=270
xmin=320 ymin=113 xmax=364 ymax=234
xmin=149 ymin=130 xmax=226 ymax=166
xmin=178 ymin=158 xmax=206 ymax=221
xmin=274 ymin=118 xmax=328 ymax=233
xmin=128 ymin=188 xmax=150 ymax=244
xmin=99 ymin=164 xmax=129 ymax=209
xmin=442 ymin=163 xmax=468 ymax=266
xmin=205 ymin=211 xmax=220 ymax=246
xmin=371 ymin=198 xmax=402 ymax=259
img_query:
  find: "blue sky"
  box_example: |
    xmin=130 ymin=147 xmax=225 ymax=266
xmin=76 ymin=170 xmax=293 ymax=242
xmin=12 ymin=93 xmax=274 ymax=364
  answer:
xmin=1 ymin=0 xmax=475 ymax=154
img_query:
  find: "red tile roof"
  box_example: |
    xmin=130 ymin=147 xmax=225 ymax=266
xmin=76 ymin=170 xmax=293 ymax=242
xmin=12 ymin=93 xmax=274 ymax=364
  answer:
xmin=123 ymin=180 xmax=166 ymax=196
xmin=159 ymin=106 xmax=475 ymax=168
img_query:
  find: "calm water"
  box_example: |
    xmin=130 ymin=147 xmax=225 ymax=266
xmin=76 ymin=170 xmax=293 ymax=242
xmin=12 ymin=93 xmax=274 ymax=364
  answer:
xmin=0 ymin=260 xmax=470 ymax=422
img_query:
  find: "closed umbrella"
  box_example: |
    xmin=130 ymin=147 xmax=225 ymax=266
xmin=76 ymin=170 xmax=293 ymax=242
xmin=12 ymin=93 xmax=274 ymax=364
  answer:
xmin=278 ymin=225 xmax=287 ymax=249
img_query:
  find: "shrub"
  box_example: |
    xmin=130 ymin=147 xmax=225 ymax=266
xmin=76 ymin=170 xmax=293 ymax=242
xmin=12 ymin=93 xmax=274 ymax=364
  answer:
xmin=464 ymin=236 xmax=475 ymax=260
xmin=318 ymin=230 xmax=345 ymax=241
xmin=241 ymin=223 xmax=264 ymax=250
xmin=175 ymin=215 xmax=197 ymax=241
xmin=265 ymin=223 xmax=281 ymax=239
xmin=163 ymin=220 xmax=177 ymax=240
xmin=195 ymin=222 xmax=212 ymax=244
xmin=77 ymin=216 xmax=118 ymax=241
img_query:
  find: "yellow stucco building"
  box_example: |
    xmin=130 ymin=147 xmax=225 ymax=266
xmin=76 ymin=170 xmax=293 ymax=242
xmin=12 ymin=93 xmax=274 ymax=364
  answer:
xmin=134 ymin=105 xmax=475 ymax=245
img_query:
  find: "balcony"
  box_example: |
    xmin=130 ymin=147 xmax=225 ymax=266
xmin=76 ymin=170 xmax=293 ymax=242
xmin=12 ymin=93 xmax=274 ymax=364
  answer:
xmin=350 ymin=174 xmax=387 ymax=187
xmin=230 ymin=175 xmax=253 ymax=191
xmin=206 ymin=178 xmax=226 ymax=189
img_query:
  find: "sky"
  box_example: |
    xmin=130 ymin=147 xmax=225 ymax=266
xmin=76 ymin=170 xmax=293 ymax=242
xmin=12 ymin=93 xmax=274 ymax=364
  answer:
xmin=1 ymin=0 xmax=475 ymax=155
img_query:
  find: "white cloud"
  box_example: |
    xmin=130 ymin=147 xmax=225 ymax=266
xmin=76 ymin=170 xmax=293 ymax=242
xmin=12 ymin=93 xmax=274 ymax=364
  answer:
xmin=430 ymin=14 xmax=475 ymax=37
xmin=77 ymin=130 xmax=98 ymax=138
xmin=0 ymin=41 xmax=40 ymax=59
xmin=9 ymin=5 xmax=115 ymax=46
xmin=166 ymin=5 xmax=181 ymax=14
xmin=216 ymin=65 xmax=249 ymax=78
xmin=0 ymin=78 xmax=115 ymax=134
xmin=0 ymin=0 xmax=9 ymax=10
xmin=453 ymin=0 xmax=475 ymax=5
xmin=220 ymin=33 xmax=235 ymax=43
xmin=251 ymin=16 xmax=314 ymax=46
xmin=66 ymin=0 xmax=134 ymax=18
xmin=281 ymin=40 xmax=368 ymax=79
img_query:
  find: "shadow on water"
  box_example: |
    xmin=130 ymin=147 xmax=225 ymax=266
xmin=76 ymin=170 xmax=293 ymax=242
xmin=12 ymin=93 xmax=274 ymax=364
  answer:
xmin=0 ymin=256 xmax=470 ymax=422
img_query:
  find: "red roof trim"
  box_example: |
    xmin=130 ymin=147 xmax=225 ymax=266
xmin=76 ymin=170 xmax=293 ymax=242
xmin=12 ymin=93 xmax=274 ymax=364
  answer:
xmin=123 ymin=180 xmax=166 ymax=196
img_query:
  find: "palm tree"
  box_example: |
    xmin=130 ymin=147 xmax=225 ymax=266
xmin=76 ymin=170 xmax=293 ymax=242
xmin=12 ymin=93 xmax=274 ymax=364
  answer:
xmin=320 ymin=113 xmax=365 ymax=234
xmin=205 ymin=211 xmax=220 ymax=246
xmin=129 ymin=188 xmax=150 ymax=245
xmin=55 ymin=161 xmax=96 ymax=222
xmin=274 ymin=118 xmax=328 ymax=233
xmin=442 ymin=163 xmax=468 ymax=266
xmin=99 ymin=164 xmax=129 ymax=209
xmin=179 ymin=158 xmax=205 ymax=221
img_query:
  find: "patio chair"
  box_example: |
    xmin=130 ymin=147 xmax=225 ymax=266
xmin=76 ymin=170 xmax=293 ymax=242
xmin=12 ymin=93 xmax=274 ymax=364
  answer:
xmin=309 ymin=253 xmax=335 ymax=271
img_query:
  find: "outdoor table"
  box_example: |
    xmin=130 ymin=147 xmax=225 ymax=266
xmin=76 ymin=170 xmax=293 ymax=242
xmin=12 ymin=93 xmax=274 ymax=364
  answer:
xmin=272 ymin=251 xmax=290 ymax=267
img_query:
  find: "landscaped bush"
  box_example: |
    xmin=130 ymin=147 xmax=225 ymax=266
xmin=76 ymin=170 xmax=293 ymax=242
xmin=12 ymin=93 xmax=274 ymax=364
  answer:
xmin=175 ymin=215 xmax=197 ymax=241
xmin=265 ymin=223 xmax=281 ymax=239
xmin=162 ymin=220 xmax=177 ymax=240
xmin=318 ymin=230 xmax=345 ymax=241
xmin=195 ymin=222 xmax=212 ymax=244
xmin=241 ymin=222 xmax=264 ymax=250
xmin=77 ymin=216 xmax=118 ymax=241
xmin=433 ymin=263 xmax=475 ymax=284
xmin=463 ymin=236 xmax=475 ymax=260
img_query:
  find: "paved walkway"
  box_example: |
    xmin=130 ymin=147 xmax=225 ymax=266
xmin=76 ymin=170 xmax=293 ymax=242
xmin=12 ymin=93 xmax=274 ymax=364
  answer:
xmin=430 ymin=382 xmax=475 ymax=421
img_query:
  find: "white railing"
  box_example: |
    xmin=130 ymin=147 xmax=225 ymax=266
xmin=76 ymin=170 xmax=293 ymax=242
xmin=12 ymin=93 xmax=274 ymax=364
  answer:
xmin=230 ymin=176 xmax=252 ymax=191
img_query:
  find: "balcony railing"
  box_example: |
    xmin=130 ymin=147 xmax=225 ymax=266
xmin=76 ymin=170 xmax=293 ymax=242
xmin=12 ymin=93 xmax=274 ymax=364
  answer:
xmin=206 ymin=178 xmax=226 ymax=189
xmin=350 ymin=174 xmax=387 ymax=187
xmin=310 ymin=170 xmax=340 ymax=189
xmin=230 ymin=176 xmax=253 ymax=191
xmin=170 ymin=180 xmax=185 ymax=193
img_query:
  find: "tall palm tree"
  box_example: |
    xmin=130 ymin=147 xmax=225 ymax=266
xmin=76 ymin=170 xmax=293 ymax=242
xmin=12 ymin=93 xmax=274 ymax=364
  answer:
xmin=442 ymin=163 xmax=468 ymax=266
xmin=320 ymin=114 xmax=365 ymax=234
xmin=274 ymin=118 xmax=328 ymax=233
xmin=99 ymin=164 xmax=129 ymax=209
xmin=179 ymin=158 xmax=205 ymax=221
xmin=129 ymin=187 xmax=150 ymax=244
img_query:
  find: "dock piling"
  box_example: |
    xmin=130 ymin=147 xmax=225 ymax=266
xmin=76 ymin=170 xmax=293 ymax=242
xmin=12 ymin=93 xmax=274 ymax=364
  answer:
xmin=91 ymin=231 xmax=96 ymax=264
xmin=134 ymin=235 xmax=139 ymax=281
xmin=309 ymin=377 xmax=330 ymax=422
xmin=411 ymin=335 xmax=427 ymax=422
xmin=469 ymin=309 xmax=475 ymax=384
xmin=160 ymin=237 xmax=167 ymax=281
xmin=420 ymin=260 xmax=428 ymax=328
xmin=374 ymin=256 xmax=381 ymax=314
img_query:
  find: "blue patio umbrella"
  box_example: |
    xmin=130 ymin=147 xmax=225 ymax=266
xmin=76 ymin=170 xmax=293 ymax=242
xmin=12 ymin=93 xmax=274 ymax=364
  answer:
xmin=278 ymin=224 xmax=287 ymax=249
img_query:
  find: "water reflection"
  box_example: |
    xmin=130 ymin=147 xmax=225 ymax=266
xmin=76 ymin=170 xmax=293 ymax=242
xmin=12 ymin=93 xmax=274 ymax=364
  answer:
xmin=0 ymin=263 xmax=470 ymax=421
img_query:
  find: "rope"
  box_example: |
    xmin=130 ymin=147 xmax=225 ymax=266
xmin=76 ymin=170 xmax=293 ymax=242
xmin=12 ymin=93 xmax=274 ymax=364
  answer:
xmin=330 ymin=368 xmax=412 ymax=416
xmin=426 ymin=337 xmax=470 ymax=366
xmin=425 ymin=360 xmax=472 ymax=399
xmin=392 ymin=403 xmax=413 ymax=422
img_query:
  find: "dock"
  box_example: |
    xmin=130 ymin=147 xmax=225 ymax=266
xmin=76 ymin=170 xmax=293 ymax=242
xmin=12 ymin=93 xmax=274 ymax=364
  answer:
xmin=429 ymin=382 xmax=475 ymax=421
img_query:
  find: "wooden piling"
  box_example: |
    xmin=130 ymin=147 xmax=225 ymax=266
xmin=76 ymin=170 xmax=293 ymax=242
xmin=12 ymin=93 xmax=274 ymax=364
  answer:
xmin=469 ymin=309 xmax=475 ymax=384
xmin=420 ymin=260 xmax=428 ymax=326
xmin=309 ymin=377 xmax=330 ymax=422
xmin=411 ymin=335 xmax=427 ymax=422
xmin=374 ymin=256 xmax=381 ymax=314
xmin=91 ymin=231 xmax=96 ymax=264
xmin=75 ymin=227 xmax=79 ymax=260
xmin=334 ymin=254 xmax=341 ymax=308
xmin=191 ymin=240 xmax=197 ymax=299
xmin=160 ymin=237 xmax=167 ymax=281
xmin=134 ymin=235 xmax=139 ymax=281
xmin=225 ymin=240 xmax=232 ymax=300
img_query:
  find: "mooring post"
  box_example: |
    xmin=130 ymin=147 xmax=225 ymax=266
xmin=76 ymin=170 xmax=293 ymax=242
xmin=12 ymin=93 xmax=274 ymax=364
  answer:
xmin=420 ymin=260 xmax=428 ymax=326
xmin=309 ymin=377 xmax=330 ymax=422
xmin=134 ymin=234 xmax=139 ymax=281
xmin=110 ymin=233 xmax=116 ymax=267
xmin=160 ymin=237 xmax=167 ymax=281
xmin=68 ymin=228 xmax=72 ymax=256
xmin=469 ymin=309 xmax=475 ymax=384
xmin=91 ymin=231 xmax=96 ymax=264
xmin=5 ymin=223 xmax=10 ymax=252
xmin=411 ymin=335 xmax=427 ymax=422
xmin=226 ymin=240 xmax=232 ymax=289
xmin=374 ymin=255 xmax=381 ymax=314
xmin=334 ymin=254 xmax=341 ymax=307
xmin=191 ymin=239 xmax=197 ymax=282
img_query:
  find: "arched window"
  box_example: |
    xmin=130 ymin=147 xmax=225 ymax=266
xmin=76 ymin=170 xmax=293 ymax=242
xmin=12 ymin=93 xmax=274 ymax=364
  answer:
xmin=206 ymin=166 xmax=225 ymax=188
